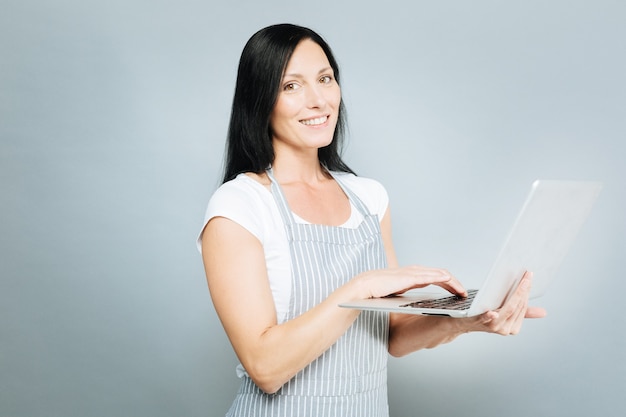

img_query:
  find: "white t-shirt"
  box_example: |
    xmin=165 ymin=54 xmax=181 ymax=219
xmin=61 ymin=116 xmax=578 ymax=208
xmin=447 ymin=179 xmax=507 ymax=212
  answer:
xmin=197 ymin=172 xmax=389 ymax=324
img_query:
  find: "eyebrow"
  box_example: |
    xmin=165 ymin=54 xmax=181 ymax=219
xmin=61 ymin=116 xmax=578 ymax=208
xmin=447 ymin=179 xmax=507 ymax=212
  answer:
xmin=283 ymin=66 xmax=333 ymax=79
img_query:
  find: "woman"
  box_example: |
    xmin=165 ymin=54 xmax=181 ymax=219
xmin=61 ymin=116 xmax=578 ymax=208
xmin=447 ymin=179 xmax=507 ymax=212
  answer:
xmin=199 ymin=23 xmax=546 ymax=417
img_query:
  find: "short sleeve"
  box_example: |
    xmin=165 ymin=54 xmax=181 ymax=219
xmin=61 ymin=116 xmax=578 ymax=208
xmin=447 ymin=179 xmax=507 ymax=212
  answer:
xmin=196 ymin=176 xmax=268 ymax=252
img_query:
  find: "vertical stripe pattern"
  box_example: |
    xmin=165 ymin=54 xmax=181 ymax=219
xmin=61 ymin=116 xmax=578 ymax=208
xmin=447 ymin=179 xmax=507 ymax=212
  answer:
xmin=226 ymin=170 xmax=389 ymax=417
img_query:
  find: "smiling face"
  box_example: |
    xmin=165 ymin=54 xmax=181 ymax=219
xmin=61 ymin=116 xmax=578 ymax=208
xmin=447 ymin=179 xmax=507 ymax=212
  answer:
xmin=270 ymin=39 xmax=341 ymax=157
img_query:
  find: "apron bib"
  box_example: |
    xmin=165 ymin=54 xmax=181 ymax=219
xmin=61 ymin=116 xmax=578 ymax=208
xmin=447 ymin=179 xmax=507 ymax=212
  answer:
xmin=226 ymin=170 xmax=389 ymax=417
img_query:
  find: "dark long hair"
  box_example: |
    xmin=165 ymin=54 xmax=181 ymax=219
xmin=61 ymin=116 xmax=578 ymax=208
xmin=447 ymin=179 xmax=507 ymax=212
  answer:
xmin=221 ymin=23 xmax=354 ymax=183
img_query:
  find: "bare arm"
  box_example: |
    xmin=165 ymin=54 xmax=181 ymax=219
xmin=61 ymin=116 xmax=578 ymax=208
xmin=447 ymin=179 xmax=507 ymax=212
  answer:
xmin=201 ymin=216 xmax=458 ymax=394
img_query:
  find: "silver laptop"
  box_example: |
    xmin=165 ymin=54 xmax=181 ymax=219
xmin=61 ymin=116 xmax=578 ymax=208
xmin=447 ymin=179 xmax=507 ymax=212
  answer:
xmin=340 ymin=180 xmax=603 ymax=318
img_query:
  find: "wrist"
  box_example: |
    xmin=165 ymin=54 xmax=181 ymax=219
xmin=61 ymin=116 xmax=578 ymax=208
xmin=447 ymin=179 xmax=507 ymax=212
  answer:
xmin=454 ymin=315 xmax=478 ymax=336
xmin=344 ymin=273 xmax=371 ymax=301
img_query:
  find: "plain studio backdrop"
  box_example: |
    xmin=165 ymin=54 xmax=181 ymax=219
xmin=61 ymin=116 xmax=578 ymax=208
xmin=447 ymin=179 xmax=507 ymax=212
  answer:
xmin=1 ymin=1 xmax=624 ymax=416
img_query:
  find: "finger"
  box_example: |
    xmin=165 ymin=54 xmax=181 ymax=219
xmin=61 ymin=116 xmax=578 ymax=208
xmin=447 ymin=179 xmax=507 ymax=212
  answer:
xmin=496 ymin=290 xmax=526 ymax=326
xmin=434 ymin=280 xmax=468 ymax=297
xmin=496 ymin=273 xmax=534 ymax=334
xmin=506 ymin=280 xmax=532 ymax=331
xmin=508 ymin=297 xmax=529 ymax=335
xmin=411 ymin=267 xmax=467 ymax=296
xmin=504 ymin=274 xmax=532 ymax=314
xmin=405 ymin=265 xmax=453 ymax=281
xmin=382 ymin=266 xmax=467 ymax=299
xmin=401 ymin=266 xmax=457 ymax=288
xmin=525 ymin=306 xmax=547 ymax=318
xmin=481 ymin=311 xmax=498 ymax=324
xmin=371 ymin=267 xmax=454 ymax=297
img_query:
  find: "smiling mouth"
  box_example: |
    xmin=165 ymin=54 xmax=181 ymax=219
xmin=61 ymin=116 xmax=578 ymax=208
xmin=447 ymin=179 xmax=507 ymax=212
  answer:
xmin=299 ymin=115 xmax=329 ymax=126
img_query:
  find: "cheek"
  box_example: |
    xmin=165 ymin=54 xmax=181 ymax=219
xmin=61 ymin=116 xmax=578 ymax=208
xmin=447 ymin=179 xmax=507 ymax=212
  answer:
xmin=270 ymin=102 xmax=299 ymax=136
xmin=274 ymin=95 xmax=300 ymax=118
xmin=270 ymin=102 xmax=291 ymax=130
xmin=328 ymin=86 xmax=341 ymax=108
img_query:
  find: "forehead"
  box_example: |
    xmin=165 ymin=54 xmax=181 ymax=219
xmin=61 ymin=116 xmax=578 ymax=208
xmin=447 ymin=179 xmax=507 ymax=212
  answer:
xmin=283 ymin=39 xmax=331 ymax=75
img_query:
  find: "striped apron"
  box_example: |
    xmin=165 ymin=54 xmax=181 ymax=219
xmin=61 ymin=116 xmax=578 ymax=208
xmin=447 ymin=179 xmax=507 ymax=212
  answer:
xmin=226 ymin=170 xmax=389 ymax=417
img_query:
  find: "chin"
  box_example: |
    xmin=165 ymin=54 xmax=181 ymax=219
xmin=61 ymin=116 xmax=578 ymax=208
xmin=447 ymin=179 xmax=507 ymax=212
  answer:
xmin=313 ymin=138 xmax=335 ymax=150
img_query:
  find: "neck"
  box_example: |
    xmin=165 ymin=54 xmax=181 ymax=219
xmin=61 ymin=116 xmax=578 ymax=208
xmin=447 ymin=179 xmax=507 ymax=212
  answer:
xmin=271 ymin=151 xmax=328 ymax=185
xmin=272 ymin=160 xmax=329 ymax=185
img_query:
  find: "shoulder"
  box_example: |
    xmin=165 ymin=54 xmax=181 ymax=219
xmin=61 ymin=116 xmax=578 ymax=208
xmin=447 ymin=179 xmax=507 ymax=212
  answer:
xmin=207 ymin=174 xmax=277 ymax=225
xmin=209 ymin=173 xmax=270 ymax=208
xmin=198 ymin=174 xmax=276 ymax=251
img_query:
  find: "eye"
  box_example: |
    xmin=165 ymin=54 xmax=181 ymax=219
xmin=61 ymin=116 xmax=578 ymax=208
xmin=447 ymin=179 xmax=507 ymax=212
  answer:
xmin=283 ymin=82 xmax=301 ymax=91
xmin=319 ymin=75 xmax=333 ymax=84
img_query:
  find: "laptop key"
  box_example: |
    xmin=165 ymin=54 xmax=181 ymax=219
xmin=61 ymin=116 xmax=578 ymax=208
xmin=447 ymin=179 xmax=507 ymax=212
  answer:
xmin=401 ymin=289 xmax=479 ymax=311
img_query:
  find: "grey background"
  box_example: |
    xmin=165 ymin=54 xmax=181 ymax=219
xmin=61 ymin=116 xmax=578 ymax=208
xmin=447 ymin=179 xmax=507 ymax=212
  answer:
xmin=1 ymin=0 xmax=624 ymax=416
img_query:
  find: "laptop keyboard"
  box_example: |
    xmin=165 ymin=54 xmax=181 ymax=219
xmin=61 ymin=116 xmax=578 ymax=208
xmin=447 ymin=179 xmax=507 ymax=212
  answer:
xmin=400 ymin=289 xmax=479 ymax=311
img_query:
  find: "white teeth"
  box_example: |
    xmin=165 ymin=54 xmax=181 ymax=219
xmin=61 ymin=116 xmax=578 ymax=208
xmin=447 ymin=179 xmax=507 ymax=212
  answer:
xmin=300 ymin=116 xmax=328 ymax=126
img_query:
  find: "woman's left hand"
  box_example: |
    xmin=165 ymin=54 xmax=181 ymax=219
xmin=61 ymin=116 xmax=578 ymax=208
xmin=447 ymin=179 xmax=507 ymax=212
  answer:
xmin=388 ymin=271 xmax=546 ymax=356
xmin=464 ymin=271 xmax=547 ymax=335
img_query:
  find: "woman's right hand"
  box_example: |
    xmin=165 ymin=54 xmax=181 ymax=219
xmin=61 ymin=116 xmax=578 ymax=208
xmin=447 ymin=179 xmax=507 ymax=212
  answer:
xmin=353 ymin=265 xmax=467 ymax=300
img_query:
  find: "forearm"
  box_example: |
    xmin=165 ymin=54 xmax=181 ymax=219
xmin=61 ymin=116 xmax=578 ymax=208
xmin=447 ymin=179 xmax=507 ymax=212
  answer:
xmin=387 ymin=313 xmax=468 ymax=357
xmin=239 ymin=280 xmax=363 ymax=394
xmin=205 ymin=217 xmax=367 ymax=394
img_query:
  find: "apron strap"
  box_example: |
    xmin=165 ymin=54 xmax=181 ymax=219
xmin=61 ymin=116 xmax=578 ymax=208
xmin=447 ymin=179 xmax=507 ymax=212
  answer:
xmin=329 ymin=172 xmax=372 ymax=218
xmin=267 ymin=168 xmax=297 ymax=226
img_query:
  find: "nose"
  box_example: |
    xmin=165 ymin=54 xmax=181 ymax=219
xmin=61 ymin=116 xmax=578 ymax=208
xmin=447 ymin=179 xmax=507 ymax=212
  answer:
xmin=305 ymin=84 xmax=326 ymax=108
